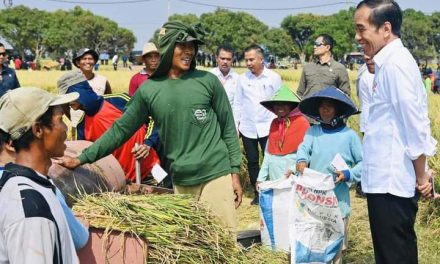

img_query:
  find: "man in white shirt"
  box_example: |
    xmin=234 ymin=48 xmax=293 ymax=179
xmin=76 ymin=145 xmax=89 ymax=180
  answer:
xmin=355 ymin=1 xmax=437 ymax=263
xmin=210 ymin=44 xmax=240 ymax=128
xmin=356 ymin=54 xmax=374 ymax=134
xmin=112 ymin=54 xmax=119 ymax=71
xmin=236 ymin=44 xmax=282 ymax=205
xmin=355 ymin=54 xmax=375 ymax=199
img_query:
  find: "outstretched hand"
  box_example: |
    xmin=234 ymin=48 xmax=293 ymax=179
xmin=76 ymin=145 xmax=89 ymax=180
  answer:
xmin=53 ymin=155 xmax=81 ymax=170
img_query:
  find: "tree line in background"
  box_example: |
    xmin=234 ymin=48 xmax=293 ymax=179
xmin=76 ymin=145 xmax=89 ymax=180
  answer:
xmin=0 ymin=5 xmax=136 ymax=61
xmin=156 ymin=8 xmax=440 ymax=64
xmin=0 ymin=5 xmax=439 ymax=64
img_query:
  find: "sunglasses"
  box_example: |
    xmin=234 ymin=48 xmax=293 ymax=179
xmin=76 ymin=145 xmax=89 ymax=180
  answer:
xmin=313 ymin=42 xmax=326 ymax=47
xmin=0 ymin=52 xmax=5 ymax=56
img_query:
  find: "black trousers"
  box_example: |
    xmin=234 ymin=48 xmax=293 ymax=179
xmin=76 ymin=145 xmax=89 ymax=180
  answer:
xmin=241 ymin=135 xmax=268 ymax=195
xmin=366 ymin=193 xmax=419 ymax=264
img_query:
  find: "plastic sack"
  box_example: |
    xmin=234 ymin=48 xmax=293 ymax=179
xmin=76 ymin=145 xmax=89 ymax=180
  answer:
xmin=290 ymin=168 xmax=344 ymax=264
xmin=259 ymin=177 xmax=294 ymax=252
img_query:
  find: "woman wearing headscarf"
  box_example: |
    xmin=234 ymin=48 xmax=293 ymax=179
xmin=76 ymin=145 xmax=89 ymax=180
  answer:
xmin=296 ymin=86 xmax=363 ymax=263
xmin=58 ymin=21 xmax=243 ymax=234
xmin=57 ymin=71 xmax=159 ymax=183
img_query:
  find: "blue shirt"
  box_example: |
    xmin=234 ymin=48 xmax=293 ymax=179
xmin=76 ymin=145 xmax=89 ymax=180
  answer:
xmin=257 ymin=149 xmax=297 ymax=182
xmin=54 ymin=188 xmax=89 ymax=250
xmin=0 ymin=64 xmax=20 ymax=97
xmin=296 ymin=125 xmax=363 ymax=218
xmin=0 ymin=168 xmax=89 ymax=250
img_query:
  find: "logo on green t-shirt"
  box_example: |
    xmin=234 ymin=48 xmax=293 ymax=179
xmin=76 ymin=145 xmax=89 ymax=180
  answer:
xmin=191 ymin=105 xmax=211 ymax=128
xmin=194 ymin=109 xmax=207 ymax=121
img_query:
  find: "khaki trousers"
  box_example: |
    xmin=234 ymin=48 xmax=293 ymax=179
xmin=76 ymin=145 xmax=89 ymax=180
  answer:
xmin=173 ymin=174 xmax=237 ymax=232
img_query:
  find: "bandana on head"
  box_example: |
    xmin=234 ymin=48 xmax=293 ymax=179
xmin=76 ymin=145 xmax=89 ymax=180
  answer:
xmin=150 ymin=21 xmax=205 ymax=79
xmin=260 ymin=85 xmax=303 ymax=153
xmin=67 ymin=81 xmax=104 ymax=116
xmin=267 ymin=108 xmax=308 ymax=155
xmin=275 ymin=108 xmax=303 ymax=151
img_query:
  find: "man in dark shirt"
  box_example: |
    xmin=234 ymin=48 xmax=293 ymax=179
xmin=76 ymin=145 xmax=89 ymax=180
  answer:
xmin=0 ymin=43 xmax=20 ymax=97
xmin=297 ymin=34 xmax=350 ymax=98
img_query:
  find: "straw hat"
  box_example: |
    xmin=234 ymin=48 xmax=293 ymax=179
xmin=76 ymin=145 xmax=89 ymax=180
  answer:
xmin=299 ymin=86 xmax=359 ymax=122
xmin=260 ymin=85 xmax=301 ymax=114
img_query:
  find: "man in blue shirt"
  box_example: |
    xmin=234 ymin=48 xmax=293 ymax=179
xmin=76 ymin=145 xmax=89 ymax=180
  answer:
xmin=0 ymin=43 xmax=20 ymax=97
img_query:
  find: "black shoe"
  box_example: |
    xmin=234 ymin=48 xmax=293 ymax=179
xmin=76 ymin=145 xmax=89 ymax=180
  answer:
xmin=250 ymin=196 xmax=259 ymax=205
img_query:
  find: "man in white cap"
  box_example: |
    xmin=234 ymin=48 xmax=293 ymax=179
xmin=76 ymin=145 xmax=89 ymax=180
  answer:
xmin=128 ymin=42 xmax=160 ymax=96
xmin=0 ymin=87 xmax=79 ymax=263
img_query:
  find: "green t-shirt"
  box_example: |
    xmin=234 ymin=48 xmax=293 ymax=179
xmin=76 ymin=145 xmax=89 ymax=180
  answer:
xmin=78 ymin=70 xmax=241 ymax=186
xmin=424 ymin=77 xmax=432 ymax=92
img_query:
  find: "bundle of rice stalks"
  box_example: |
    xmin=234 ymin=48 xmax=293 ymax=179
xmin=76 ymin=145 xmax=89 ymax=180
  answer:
xmin=243 ymin=244 xmax=289 ymax=263
xmin=73 ymin=192 xmax=246 ymax=263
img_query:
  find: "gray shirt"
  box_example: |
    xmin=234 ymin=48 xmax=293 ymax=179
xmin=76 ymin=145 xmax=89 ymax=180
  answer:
xmin=297 ymin=58 xmax=350 ymax=98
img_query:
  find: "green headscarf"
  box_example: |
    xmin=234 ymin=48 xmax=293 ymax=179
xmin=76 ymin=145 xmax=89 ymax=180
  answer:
xmin=150 ymin=21 xmax=205 ymax=79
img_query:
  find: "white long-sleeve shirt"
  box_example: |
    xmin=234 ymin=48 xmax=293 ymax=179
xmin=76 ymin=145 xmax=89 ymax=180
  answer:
xmin=210 ymin=67 xmax=240 ymax=128
xmin=362 ymin=38 xmax=437 ymax=198
xmin=356 ymin=64 xmax=374 ymax=133
xmin=236 ymin=67 xmax=282 ymax=138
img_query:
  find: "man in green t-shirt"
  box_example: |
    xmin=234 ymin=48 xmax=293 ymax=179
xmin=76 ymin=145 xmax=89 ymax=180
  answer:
xmin=57 ymin=21 xmax=243 ymax=232
xmin=423 ymin=71 xmax=432 ymax=93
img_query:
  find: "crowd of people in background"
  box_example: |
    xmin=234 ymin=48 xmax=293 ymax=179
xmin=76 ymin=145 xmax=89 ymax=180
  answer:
xmin=420 ymin=63 xmax=440 ymax=94
xmin=0 ymin=0 xmax=438 ymax=263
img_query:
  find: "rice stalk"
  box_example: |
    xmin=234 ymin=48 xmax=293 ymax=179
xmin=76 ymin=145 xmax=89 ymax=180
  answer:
xmin=73 ymin=192 xmax=246 ymax=263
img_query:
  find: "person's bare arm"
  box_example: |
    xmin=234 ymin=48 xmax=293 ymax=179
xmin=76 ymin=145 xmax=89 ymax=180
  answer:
xmin=414 ymin=155 xmax=432 ymax=198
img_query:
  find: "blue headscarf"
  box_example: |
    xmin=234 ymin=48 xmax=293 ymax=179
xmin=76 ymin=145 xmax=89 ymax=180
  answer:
xmin=67 ymin=81 xmax=104 ymax=116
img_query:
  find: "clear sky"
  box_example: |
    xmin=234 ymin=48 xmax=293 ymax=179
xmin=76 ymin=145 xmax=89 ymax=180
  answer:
xmin=8 ymin=0 xmax=440 ymax=50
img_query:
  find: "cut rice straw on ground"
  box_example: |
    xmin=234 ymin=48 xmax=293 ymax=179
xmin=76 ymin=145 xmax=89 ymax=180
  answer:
xmin=73 ymin=192 xmax=287 ymax=264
